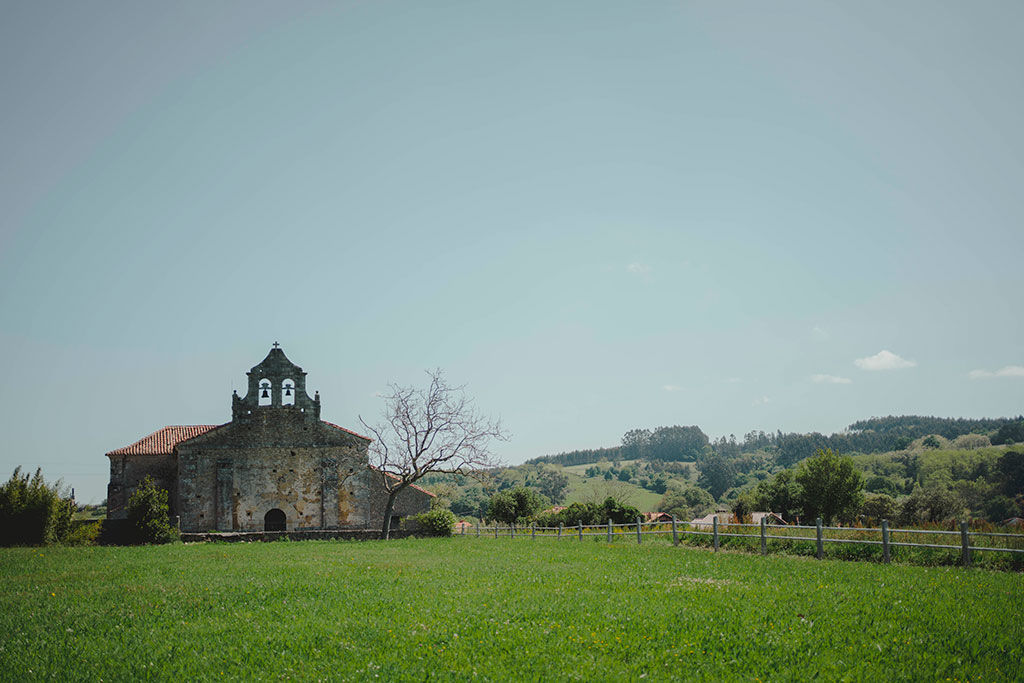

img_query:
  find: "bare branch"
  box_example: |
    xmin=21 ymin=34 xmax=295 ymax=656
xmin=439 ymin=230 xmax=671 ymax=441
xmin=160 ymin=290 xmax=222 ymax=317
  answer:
xmin=362 ymin=369 xmax=508 ymax=538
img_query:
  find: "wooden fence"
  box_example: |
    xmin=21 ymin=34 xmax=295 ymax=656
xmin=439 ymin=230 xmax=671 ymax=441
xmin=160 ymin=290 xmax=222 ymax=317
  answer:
xmin=458 ymin=517 xmax=1024 ymax=568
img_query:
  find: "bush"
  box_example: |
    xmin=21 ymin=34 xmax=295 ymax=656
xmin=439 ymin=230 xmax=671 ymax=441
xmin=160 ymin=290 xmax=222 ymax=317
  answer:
xmin=125 ymin=477 xmax=178 ymax=544
xmin=66 ymin=521 xmax=102 ymax=546
xmin=864 ymin=475 xmax=902 ymax=497
xmin=415 ymin=508 xmax=456 ymax=536
xmin=897 ymin=486 xmax=965 ymax=526
xmin=859 ymin=493 xmax=898 ymax=524
xmin=536 ymin=497 xmax=641 ymax=528
xmin=487 ymin=487 xmax=547 ymax=524
xmin=0 ymin=467 xmax=75 ymax=546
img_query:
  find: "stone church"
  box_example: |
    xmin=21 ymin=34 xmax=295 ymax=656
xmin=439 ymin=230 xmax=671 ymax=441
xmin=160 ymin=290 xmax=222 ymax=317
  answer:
xmin=106 ymin=345 xmax=433 ymax=533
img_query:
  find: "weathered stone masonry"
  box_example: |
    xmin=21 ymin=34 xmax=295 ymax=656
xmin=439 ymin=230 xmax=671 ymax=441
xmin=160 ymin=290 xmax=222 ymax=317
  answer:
xmin=106 ymin=346 xmax=432 ymax=533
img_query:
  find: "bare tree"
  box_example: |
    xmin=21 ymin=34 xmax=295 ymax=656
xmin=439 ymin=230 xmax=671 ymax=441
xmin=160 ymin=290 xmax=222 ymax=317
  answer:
xmin=360 ymin=369 xmax=507 ymax=539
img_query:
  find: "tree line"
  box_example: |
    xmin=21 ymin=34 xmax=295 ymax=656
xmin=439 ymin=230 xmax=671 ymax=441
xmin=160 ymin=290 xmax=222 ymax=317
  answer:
xmin=527 ymin=416 xmax=1024 ymax=468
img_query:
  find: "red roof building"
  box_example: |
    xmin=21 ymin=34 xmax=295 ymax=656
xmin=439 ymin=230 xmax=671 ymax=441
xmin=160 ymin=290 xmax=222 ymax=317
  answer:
xmin=106 ymin=345 xmax=433 ymax=533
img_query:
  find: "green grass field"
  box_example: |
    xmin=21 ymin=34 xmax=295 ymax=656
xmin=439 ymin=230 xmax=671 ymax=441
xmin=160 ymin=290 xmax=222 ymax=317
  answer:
xmin=2 ymin=538 xmax=1021 ymax=681
xmin=560 ymin=472 xmax=666 ymax=511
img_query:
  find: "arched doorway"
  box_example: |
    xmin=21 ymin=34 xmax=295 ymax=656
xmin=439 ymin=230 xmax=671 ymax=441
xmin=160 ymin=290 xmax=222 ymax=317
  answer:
xmin=264 ymin=508 xmax=286 ymax=532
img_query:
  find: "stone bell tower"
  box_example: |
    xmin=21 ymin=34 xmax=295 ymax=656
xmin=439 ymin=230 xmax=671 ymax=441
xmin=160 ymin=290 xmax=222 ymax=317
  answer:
xmin=231 ymin=342 xmax=321 ymax=423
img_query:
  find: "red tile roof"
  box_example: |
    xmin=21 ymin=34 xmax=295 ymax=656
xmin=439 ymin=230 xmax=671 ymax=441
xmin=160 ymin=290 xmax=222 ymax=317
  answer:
xmin=379 ymin=469 xmax=437 ymax=497
xmin=322 ymin=420 xmax=372 ymax=441
xmin=106 ymin=425 xmax=223 ymax=456
xmin=107 ymin=420 xmax=370 ymax=456
xmin=643 ymin=511 xmax=673 ymax=522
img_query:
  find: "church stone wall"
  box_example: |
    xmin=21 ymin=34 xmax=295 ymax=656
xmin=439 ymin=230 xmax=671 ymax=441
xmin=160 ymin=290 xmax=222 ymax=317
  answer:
xmin=368 ymin=474 xmax=436 ymax=526
xmin=107 ymin=346 xmax=434 ymax=534
xmin=176 ymin=414 xmax=376 ymax=533
xmin=106 ymin=454 xmax=177 ymax=520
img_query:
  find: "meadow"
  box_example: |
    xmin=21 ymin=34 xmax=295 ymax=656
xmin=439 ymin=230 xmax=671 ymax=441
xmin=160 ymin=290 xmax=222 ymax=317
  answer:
xmin=1 ymin=537 xmax=1021 ymax=682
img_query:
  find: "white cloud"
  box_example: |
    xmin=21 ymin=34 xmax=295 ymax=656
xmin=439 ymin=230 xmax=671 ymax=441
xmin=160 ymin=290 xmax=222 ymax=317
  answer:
xmin=812 ymin=326 xmax=829 ymax=341
xmin=854 ymin=350 xmax=916 ymax=371
xmin=752 ymin=395 xmax=770 ymax=406
xmin=662 ymin=384 xmax=683 ymax=392
xmin=626 ymin=262 xmax=651 ymax=275
xmin=811 ymin=374 xmax=852 ymax=384
xmin=968 ymin=365 xmax=1024 ymax=380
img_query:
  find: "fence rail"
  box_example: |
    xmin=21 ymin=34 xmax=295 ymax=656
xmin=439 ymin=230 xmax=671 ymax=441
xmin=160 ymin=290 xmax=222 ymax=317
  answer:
xmin=458 ymin=516 xmax=1024 ymax=567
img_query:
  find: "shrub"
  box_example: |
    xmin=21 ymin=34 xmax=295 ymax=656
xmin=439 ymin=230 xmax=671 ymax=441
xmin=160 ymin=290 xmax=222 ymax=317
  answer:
xmin=0 ymin=467 xmax=75 ymax=546
xmin=65 ymin=521 xmax=102 ymax=546
xmin=859 ymin=493 xmax=898 ymax=524
xmin=125 ymin=477 xmax=178 ymax=544
xmin=731 ymin=496 xmax=753 ymax=524
xmin=897 ymin=486 xmax=965 ymax=526
xmin=487 ymin=487 xmax=546 ymax=524
xmin=660 ymin=485 xmax=715 ymax=521
xmin=536 ymin=497 xmax=641 ymax=528
xmin=415 ymin=508 xmax=456 ymax=536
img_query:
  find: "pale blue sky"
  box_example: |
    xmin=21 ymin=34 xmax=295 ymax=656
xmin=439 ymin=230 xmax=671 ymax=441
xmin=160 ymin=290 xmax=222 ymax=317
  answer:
xmin=1 ymin=2 xmax=1021 ymax=502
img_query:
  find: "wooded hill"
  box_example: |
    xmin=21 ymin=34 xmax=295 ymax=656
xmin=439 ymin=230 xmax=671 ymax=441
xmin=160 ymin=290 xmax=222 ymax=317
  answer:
xmin=527 ymin=415 xmax=1023 ymax=468
xmin=428 ymin=415 xmax=1024 ymax=526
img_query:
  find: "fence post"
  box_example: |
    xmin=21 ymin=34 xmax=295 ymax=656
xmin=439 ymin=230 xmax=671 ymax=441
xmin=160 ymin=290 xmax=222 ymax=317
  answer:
xmin=672 ymin=516 xmax=679 ymax=546
xmin=461 ymin=522 xmax=465 ymax=536
xmin=882 ymin=519 xmax=890 ymax=564
xmin=960 ymin=520 xmax=971 ymax=568
xmin=636 ymin=516 xmax=642 ymax=544
xmin=558 ymin=523 xmax=563 ymax=539
xmin=760 ymin=516 xmax=767 ymax=556
xmin=510 ymin=523 xmax=514 ymax=538
xmin=476 ymin=521 xmax=480 ymax=538
xmin=815 ymin=517 xmax=823 ymax=560
xmin=713 ymin=516 xmax=719 ymax=552
xmin=494 ymin=523 xmax=498 ymax=539
xmin=607 ymin=519 xmax=612 ymax=543
xmin=531 ymin=523 xmax=535 ymax=539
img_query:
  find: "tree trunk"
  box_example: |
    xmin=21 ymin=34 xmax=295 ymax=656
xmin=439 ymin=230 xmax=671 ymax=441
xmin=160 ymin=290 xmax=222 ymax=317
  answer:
xmin=381 ymin=489 xmax=399 ymax=540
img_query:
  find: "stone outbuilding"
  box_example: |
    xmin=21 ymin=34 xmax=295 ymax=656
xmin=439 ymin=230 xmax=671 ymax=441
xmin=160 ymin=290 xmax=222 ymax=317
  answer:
xmin=106 ymin=345 xmax=433 ymax=533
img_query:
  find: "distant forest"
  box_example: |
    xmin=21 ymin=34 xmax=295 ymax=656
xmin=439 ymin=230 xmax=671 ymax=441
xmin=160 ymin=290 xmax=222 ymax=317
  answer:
xmin=526 ymin=415 xmax=1023 ymax=468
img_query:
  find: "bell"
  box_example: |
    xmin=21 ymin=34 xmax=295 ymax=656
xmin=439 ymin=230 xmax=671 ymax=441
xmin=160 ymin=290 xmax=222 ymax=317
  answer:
xmin=261 ymin=388 xmax=269 ymax=399
xmin=285 ymin=387 xmax=292 ymax=397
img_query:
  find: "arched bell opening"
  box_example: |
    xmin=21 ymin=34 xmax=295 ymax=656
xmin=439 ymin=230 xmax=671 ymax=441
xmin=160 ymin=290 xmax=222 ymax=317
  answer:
xmin=258 ymin=379 xmax=272 ymax=406
xmin=281 ymin=379 xmax=295 ymax=406
xmin=264 ymin=508 xmax=286 ymax=532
